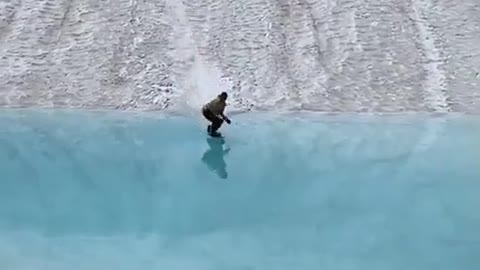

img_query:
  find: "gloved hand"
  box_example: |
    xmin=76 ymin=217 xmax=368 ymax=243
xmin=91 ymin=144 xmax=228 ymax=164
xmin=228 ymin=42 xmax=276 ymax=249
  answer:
xmin=225 ymin=118 xmax=231 ymax=124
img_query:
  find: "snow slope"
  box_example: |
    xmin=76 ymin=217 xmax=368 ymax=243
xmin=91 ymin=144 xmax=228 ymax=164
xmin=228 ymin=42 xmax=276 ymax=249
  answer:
xmin=0 ymin=0 xmax=479 ymax=113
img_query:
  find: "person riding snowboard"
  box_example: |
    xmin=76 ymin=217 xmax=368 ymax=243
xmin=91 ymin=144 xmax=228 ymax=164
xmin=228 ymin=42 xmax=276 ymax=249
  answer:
xmin=202 ymin=92 xmax=231 ymax=137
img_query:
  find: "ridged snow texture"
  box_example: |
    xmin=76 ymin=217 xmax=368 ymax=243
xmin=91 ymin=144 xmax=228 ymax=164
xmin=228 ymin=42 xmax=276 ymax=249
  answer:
xmin=0 ymin=0 xmax=479 ymax=113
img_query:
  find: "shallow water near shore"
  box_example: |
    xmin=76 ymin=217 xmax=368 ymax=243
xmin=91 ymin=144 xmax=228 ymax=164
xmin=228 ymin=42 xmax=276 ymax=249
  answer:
xmin=0 ymin=109 xmax=479 ymax=269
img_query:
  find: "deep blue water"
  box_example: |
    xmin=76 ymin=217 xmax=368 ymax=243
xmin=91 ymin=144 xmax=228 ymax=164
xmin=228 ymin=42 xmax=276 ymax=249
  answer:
xmin=0 ymin=109 xmax=479 ymax=269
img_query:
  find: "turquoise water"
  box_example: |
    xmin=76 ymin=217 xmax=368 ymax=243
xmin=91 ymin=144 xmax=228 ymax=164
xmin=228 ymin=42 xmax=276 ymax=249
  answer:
xmin=0 ymin=109 xmax=479 ymax=269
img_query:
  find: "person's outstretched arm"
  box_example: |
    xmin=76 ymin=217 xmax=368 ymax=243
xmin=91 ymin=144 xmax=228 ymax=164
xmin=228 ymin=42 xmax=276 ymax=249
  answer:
xmin=219 ymin=112 xmax=231 ymax=124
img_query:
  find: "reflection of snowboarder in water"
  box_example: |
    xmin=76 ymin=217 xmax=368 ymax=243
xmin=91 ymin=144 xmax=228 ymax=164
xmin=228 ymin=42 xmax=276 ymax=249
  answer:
xmin=201 ymin=92 xmax=231 ymax=137
xmin=201 ymin=137 xmax=230 ymax=179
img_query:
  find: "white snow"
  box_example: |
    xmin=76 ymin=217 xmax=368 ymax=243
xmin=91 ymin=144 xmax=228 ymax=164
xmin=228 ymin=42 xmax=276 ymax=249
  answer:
xmin=0 ymin=0 xmax=479 ymax=113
